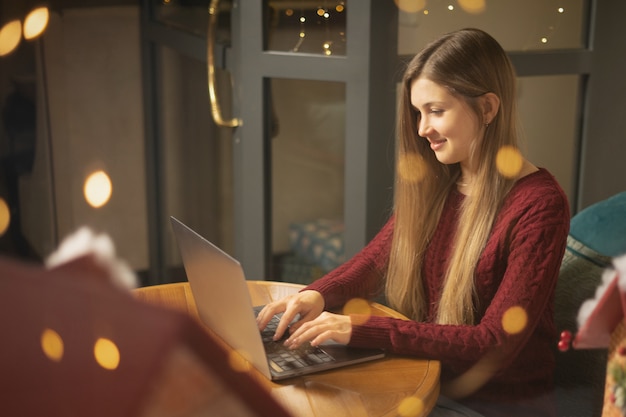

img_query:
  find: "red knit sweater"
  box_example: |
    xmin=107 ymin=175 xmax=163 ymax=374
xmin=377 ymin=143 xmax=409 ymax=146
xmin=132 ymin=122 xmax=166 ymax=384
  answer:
xmin=304 ymin=168 xmax=570 ymax=416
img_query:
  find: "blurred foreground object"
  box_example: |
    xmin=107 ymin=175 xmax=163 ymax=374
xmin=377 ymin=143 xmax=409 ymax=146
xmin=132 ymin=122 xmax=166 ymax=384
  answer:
xmin=45 ymin=226 xmax=138 ymax=290
xmin=0 ymin=255 xmax=292 ymax=417
xmin=573 ymin=254 xmax=626 ymax=417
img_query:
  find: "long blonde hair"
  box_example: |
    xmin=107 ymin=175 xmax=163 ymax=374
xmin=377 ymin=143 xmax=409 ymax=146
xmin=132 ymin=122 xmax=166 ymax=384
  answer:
xmin=385 ymin=28 xmax=520 ymax=325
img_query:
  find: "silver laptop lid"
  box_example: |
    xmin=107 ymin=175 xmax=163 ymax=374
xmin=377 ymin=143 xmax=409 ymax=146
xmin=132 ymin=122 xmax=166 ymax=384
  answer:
xmin=169 ymin=216 xmax=271 ymax=379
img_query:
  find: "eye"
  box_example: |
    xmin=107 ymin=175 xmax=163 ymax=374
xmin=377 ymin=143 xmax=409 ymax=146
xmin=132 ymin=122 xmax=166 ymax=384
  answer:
xmin=430 ymin=109 xmax=443 ymax=115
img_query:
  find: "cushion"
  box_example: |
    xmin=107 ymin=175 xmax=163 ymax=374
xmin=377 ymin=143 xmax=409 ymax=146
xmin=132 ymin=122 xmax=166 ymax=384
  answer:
xmin=288 ymin=219 xmax=345 ymax=272
xmin=570 ymin=191 xmax=626 ymax=257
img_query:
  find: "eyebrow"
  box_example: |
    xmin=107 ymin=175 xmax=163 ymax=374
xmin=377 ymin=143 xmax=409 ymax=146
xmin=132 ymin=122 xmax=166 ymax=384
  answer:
xmin=412 ymin=101 xmax=446 ymax=111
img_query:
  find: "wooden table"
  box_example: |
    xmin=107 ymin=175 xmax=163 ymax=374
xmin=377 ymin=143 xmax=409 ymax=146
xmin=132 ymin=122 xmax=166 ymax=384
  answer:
xmin=134 ymin=281 xmax=440 ymax=417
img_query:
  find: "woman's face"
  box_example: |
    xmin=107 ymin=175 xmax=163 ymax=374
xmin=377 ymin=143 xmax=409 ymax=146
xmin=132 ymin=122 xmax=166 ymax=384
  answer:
xmin=410 ymin=77 xmax=483 ymax=171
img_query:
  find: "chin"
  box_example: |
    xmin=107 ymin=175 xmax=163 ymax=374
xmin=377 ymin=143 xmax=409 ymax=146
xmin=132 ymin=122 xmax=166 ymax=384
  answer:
xmin=434 ymin=155 xmax=457 ymax=165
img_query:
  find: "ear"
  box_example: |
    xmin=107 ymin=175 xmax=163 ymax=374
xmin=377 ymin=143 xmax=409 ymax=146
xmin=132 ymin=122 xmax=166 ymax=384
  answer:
xmin=480 ymin=92 xmax=500 ymax=125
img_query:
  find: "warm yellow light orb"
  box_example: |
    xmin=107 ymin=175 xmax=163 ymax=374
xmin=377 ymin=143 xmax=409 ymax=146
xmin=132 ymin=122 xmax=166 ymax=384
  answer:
xmin=41 ymin=328 xmax=64 ymax=362
xmin=24 ymin=7 xmax=49 ymax=40
xmin=84 ymin=170 xmax=113 ymax=208
xmin=394 ymin=0 xmax=426 ymax=13
xmin=0 ymin=20 xmax=22 ymax=57
xmin=0 ymin=198 xmax=10 ymax=236
xmin=458 ymin=0 xmax=486 ymax=14
xmin=94 ymin=338 xmax=120 ymax=370
xmin=495 ymin=145 xmax=524 ymax=178
xmin=397 ymin=153 xmax=427 ymax=184
xmin=343 ymin=298 xmax=372 ymax=325
xmin=502 ymin=306 xmax=528 ymax=335
xmin=397 ymin=396 xmax=425 ymax=417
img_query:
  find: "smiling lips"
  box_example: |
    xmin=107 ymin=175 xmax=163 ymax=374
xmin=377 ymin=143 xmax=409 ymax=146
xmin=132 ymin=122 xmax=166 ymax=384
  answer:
xmin=429 ymin=139 xmax=447 ymax=151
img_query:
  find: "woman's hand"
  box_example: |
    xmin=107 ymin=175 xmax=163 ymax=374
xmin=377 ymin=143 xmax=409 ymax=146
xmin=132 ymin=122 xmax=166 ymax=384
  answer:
xmin=284 ymin=311 xmax=353 ymax=349
xmin=256 ymin=290 xmax=325 ymax=341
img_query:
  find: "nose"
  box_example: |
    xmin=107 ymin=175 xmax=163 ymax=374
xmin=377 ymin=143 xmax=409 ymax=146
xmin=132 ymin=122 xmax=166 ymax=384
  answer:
xmin=417 ymin=114 xmax=430 ymax=138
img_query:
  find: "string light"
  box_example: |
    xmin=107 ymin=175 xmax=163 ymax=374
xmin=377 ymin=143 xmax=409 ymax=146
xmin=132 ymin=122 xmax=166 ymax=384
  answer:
xmin=323 ymin=41 xmax=332 ymax=56
xmin=322 ymin=1 xmax=332 ymax=55
xmin=0 ymin=198 xmax=9 ymax=236
xmin=0 ymin=20 xmax=22 ymax=57
xmin=23 ymin=7 xmax=49 ymax=40
xmin=0 ymin=5 xmax=51 ymax=57
xmin=84 ymin=170 xmax=113 ymax=208
xmin=285 ymin=2 xmax=345 ymax=55
xmin=538 ymin=6 xmax=566 ymax=46
xmin=292 ymin=11 xmax=306 ymax=52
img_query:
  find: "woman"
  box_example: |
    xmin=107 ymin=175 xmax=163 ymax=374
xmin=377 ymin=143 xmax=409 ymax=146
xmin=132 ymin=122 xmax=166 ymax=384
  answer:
xmin=257 ymin=28 xmax=569 ymax=417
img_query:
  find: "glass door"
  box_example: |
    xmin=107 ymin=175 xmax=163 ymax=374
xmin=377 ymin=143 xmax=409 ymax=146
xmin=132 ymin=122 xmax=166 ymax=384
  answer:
xmin=230 ymin=1 xmax=397 ymax=281
xmin=266 ymin=3 xmax=348 ymax=284
xmin=141 ymin=1 xmax=398 ymax=284
xmin=141 ymin=0 xmax=235 ymax=283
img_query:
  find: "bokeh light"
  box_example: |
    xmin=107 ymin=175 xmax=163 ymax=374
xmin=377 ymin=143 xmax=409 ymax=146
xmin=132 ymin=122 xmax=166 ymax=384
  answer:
xmin=397 ymin=153 xmax=427 ymax=184
xmin=23 ymin=7 xmax=49 ymax=40
xmin=502 ymin=306 xmax=528 ymax=335
xmin=343 ymin=298 xmax=372 ymax=325
xmin=84 ymin=170 xmax=113 ymax=208
xmin=495 ymin=145 xmax=523 ymax=178
xmin=0 ymin=198 xmax=10 ymax=236
xmin=94 ymin=337 xmax=120 ymax=370
xmin=442 ymin=350 xmax=502 ymax=398
xmin=41 ymin=328 xmax=64 ymax=362
xmin=458 ymin=0 xmax=486 ymax=14
xmin=397 ymin=396 xmax=425 ymax=417
xmin=394 ymin=0 xmax=427 ymax=13
xmin=0 ymin=20 xmax=22 ymax=57
xmin=228 ymin=349 xmax=253 ymax=373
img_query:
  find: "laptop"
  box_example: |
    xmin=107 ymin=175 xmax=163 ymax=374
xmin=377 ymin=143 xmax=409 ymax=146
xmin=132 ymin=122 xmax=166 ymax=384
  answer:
xmin=170 ymin=216 xmax=385 ymax=381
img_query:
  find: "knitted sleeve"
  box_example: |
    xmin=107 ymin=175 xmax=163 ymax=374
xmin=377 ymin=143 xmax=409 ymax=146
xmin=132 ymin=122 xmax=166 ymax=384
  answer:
xmin=348 ymin=173 xmax=570 ymax=373
xmin=303 ymin=217 xmax=395 ymax=310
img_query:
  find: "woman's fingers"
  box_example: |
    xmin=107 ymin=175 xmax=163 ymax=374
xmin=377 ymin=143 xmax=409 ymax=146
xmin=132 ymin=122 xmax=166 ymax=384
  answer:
xmin=256 ymin=300 xmax=287 ymax=330
xmin=257 ymin=290 xmax=325 ymax=341
xmin=284 ymin=312 xmax=352 ymax=348
xmin=273 ymin=303 xmax=302 ymax=340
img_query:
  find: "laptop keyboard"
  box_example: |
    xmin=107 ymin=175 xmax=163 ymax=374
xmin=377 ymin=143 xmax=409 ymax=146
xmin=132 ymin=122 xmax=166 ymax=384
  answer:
xmin=267 ymin=346 xmax=335 ymax=373
xmin=257 ymin=309 xmax=335 ymax=373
